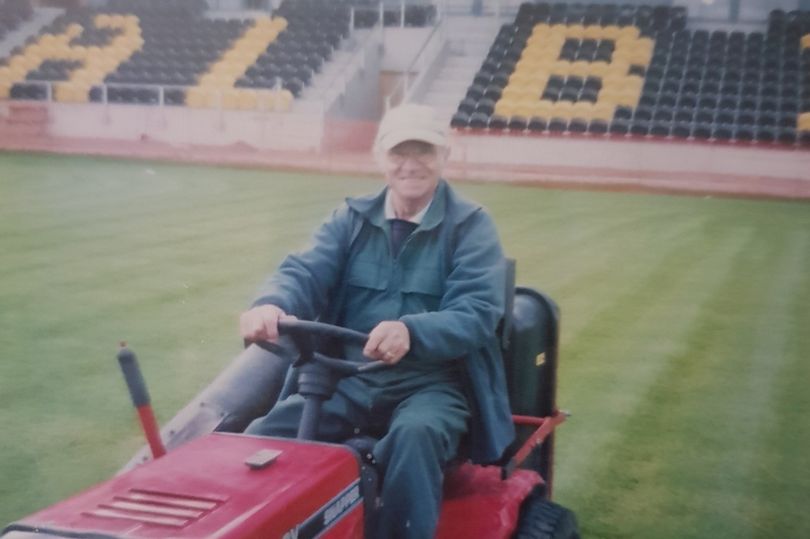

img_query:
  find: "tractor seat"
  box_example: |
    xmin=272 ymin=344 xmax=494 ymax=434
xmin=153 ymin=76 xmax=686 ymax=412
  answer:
xmin=341 ymin=436 xmax=543 ymax=539
xmin=436 ymin=463 xmax=542 ymax=539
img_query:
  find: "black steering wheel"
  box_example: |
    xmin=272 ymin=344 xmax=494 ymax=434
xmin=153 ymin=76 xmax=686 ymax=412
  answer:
xmin=276 ymin=319 xmax=387 ymax=375
xmin=258 ymin=319 xmax=387 ymax=440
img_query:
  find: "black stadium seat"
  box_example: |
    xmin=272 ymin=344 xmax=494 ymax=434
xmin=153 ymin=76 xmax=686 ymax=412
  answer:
xmin=589 ymin=119 xmax=608 ymax=134
xmin=468 ymin=112 xmax=489 ymax=129
xmin=450 ymin=112 xmax=469 ymax=129
xmin=508 ymin=116 xmax=528 ymax=131
xmin=528 ymin=116 xmax=548 ymax=132
xmin=610 ymin=119 xmax=629 ymax=135
xmin=488 ymin=115 xmax=508 ymax=130
xmin=549 ymin=117 xmax=568 ymax=133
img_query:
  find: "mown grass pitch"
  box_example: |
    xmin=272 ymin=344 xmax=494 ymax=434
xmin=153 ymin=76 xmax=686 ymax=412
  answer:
xmin=1 ymin=152 xmax=808 ymax=538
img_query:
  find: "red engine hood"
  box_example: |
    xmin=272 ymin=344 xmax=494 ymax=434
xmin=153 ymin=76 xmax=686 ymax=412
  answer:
xmin=7 ymin=433 xmax=363 ymax=539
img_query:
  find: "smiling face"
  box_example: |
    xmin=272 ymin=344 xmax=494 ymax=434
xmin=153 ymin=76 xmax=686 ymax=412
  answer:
xmin=380 ymin=140 xmax=448 ymax=216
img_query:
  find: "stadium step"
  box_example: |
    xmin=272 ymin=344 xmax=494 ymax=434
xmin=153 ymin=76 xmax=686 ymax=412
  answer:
xmin=0 ymin=7 xmax=62 ymax=59
xmin=293 ymin=28 xmax=379 ymax=114
xmin=418 ymin=16 xmax=499 ymax=121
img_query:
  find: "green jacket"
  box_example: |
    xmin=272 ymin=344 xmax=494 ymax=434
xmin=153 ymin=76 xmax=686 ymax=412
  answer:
xmin=255 ymin=180 xmax=515 ymax=463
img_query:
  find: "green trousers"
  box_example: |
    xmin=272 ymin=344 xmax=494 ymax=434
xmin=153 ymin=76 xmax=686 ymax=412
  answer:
xmin=245 ymin=372 xmax=470 ymax=539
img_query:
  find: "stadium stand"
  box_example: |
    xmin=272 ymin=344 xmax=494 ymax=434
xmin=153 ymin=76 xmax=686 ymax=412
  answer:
xmin=0 ymin=0 xmax=434 ymax=110
xmin=0 ymin=0 xmax=32 ymax=43
xmin=352 ymin=0 xmax=436 ymax=29
xmin=452 ymin=3 xmax=810 ymax=147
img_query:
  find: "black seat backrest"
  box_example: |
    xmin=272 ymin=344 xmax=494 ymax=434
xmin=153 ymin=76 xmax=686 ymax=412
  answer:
xmin=499 ymin=260 xmax=561 ymax=479
xmin=502 ymin=287 xmax=560 ymax=419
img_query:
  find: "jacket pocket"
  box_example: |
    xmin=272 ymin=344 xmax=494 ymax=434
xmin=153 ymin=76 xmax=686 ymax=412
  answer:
xmin=400 ymin=267 xmax=443 ymax=297
xmin=346 ymin=260 xmax=387 ymax=290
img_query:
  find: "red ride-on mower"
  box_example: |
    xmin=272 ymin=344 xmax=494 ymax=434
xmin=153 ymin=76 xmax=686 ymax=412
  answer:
xmin=2 ymin=283 xmax=578 ymax=539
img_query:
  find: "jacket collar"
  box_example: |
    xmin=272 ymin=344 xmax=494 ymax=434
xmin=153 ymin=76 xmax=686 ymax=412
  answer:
xmin=347 ymin=179 xmax=457 ymax=231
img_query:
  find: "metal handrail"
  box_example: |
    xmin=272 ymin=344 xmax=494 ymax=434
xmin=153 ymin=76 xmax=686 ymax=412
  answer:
xmin=316 ymin=13 xmax=384 ymax=115
xmin=10 ymin=79 xmax=291 ymax=111
xmin=383 ymin=13 xmax=445 ymax=110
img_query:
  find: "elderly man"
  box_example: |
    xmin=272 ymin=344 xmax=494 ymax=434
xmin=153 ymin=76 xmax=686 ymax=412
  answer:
xmin=240 ymin=103 xmax=514 ymax=538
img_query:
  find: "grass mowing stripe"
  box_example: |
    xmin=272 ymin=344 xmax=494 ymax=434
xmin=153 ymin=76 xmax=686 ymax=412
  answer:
xmin=557 ymin=225 xmax=801 ymax=539
xmin=553 ymin=224 xmax=754 ymax=507
xmin=749 ymin=229 xmax=810 ymax=539
xmin=0 ymin=174 xmax=357 ymax=279
xmin=551 ymin=215 xmax=708 ymax=313
xmin=726 ymin=229 xmax=809 ymax=539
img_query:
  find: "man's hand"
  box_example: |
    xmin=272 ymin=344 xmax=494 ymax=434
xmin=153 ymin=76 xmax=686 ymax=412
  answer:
xmin=363 ymin=321 xmax=410 ymax=365
xmin=240 ymin=304 xmax=294 ymax=343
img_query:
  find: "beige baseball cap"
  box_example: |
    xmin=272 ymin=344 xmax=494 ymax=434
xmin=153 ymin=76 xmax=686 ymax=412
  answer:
xmin=374 ymin=103 xmax=449 ymax=152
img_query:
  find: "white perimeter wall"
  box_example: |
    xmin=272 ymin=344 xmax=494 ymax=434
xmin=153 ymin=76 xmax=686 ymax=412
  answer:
xmin=46 ymin=103 xmax=324 ymax=151
xmin=450 ymin=133 xmax=810 ymax=183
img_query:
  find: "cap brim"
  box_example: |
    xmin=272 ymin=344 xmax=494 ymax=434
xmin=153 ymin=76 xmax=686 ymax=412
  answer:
xmin=376 ymin=128 xmax=447 ymax=151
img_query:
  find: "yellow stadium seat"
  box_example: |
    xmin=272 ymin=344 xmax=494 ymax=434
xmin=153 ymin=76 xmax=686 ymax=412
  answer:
xmin=523 ymin=76 xmax=549 ymax=93
xmin=277 ymin=89 xmax=294 ymax=111
xmin=607 ymin=60 xmax=632 ymax=77
xmin=598 ymin=25 xmax=620 ymax=40
xmin=550 ymin=60 xmax=572 ymax=76
xmin=24 ymin=43 xmax=43 ymax=56
xmin=525 ymin=35 xmax=544 ymax=48
xmin=54 ymin=83 xmax=72 ymax=103
xmin=618 ymin=26 xmax=640 ymax=39
xmin=500 ymin=85 xmax=523 ymax=100
xmin=221 ymin=89 xmax=242 ymax=109
xmin=586 ymin=61 xmax=610 ymax=76
xmin=571 ymin=101 xmax=594 ymax=119
xmin=513 ymin=57 xmax=535 ymax=72
xmin=598 ymin=89 xmax=622 ymax=104
xmin=239 ymin=90 xmax=259 ymax=110
xmin=624 ymin=75 xmax=644 ymax=91
xmin=628 ymin=52 xmax=652 ymax=66
xmin=508 ymin=70 xmax=538 ymax=87
xmin=599 ymin=77 xmax=625 ymax=95
xmin=582 ymin=25 xmax=603 ymax=39
xmin=565 ymin=24 xmax=586 ymax=38
xmin=6 ymin=64 xmax=26 ymax=80
xmin=0 ymin=81 xmax=11 ymax=99
xmin=802 ymin=34 xmax=810 ymax=49
xmin=502 ymin=101 xmax=536 ymax=118
xmin=185 ymin=87 xmax=210 ymax=108
xmin=66 ymin=24 xmax=83 ymax=38
xmin=798 ymin=113 xmax=810 ymax=130
xmin=494 ymin=100 xmax=519 ymax=117
xmin=569 ymin=60 xmax=593 ymax=77
xmin=551 ymin=101 xmax=574 ymax=119
xmin=257 ymin=90 xmax=276 ymax=111
xmin=523 ymin=53 xmax=556 ymax=68
xmin=591 ymin=102 xmax=616 ymax=121
xmin=615 ymin=90 xmax=641 ymax=108
xmin=10 ymin=56 xmax=36 ymax=71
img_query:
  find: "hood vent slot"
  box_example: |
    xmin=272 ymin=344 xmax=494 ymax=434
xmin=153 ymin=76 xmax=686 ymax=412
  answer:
xmin=84 ymin=489 xmax=223 ymax=528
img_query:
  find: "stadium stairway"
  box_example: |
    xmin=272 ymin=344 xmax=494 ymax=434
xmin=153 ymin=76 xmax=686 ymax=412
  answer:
xmin=292 ymin=28 xmax=373 ymax=114
xmin=420 ymin=15 xmax=500 ymax=122
xmin=0 ymin=6 xmax=60 ymax=58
